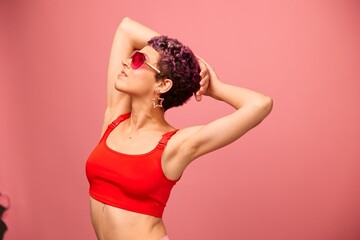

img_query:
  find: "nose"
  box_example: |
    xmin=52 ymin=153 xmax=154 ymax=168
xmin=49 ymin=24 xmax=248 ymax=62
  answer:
xmin=122 ymin=58 xmax=130 ymax=69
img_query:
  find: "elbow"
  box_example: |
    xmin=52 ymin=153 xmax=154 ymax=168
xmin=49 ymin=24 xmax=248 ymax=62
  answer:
xmin=119 ymin=17 xmax=132 ymax=30
xmin=254 ymin=95 xmax=273 ymax=119
xmin=120 ymin=16 xmax=131 ymax=24
xmin=263 ymin=96 xmax=273 ymax=115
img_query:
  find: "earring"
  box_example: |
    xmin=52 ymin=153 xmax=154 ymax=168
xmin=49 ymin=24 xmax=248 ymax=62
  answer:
xmin=152 ymin=89 xmax=164 ymax=108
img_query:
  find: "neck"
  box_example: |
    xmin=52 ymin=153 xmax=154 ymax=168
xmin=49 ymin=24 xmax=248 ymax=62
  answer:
xmin=128 ymin=96 xmax=166 ymax=131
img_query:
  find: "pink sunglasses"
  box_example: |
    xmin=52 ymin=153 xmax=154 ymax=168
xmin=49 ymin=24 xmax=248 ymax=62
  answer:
xmin=129 ymin=51 xmax=161 ymax=74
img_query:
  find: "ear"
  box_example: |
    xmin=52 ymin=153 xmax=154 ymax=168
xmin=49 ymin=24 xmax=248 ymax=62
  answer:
xmin=156 ymin=78 xmax=173 ymax=94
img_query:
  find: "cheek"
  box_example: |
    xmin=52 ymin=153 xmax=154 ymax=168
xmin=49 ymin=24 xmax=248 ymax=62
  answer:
xmin=132 ymin=70 xmax=156 ymax=84
xmin=125 ymin=71 xmax=156 ymax=93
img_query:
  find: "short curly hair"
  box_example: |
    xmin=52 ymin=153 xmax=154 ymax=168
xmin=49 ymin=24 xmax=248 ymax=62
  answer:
xmin=147 ymin=36 xmax=200 ymax=111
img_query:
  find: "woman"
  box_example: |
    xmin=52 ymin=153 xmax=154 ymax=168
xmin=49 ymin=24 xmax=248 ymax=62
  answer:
xmin=86 ymin=17 xmax=273 ymax=240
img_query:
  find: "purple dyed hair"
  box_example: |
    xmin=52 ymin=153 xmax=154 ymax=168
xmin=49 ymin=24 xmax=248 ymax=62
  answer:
xmin=147 ymin=36 xmax=201 ymax=111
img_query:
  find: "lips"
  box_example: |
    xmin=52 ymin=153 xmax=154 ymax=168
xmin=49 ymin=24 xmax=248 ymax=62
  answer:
xmin=118 ymin=70 xmax=127 ymax=78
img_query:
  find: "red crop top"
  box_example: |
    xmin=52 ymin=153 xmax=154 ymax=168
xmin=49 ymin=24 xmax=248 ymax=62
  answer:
xmin=85 ymin=113 xmax=179 ymax=218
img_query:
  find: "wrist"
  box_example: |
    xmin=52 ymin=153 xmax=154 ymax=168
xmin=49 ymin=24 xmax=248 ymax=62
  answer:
xmin=207 ymin=80 xmax=224 ymax=100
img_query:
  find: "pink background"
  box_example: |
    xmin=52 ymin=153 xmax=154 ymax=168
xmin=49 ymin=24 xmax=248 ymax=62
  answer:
xmin=1 ymin=0 xmax=360 ymax=239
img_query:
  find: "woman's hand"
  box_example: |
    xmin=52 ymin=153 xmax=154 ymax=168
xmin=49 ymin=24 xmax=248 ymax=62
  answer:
xmin=195 ymin=56 xmax=222 ymax=101
xmin=194 ymin=56 xmax=210 ymax=101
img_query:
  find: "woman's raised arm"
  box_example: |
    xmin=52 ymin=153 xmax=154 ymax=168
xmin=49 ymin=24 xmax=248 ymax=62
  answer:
xmin=103 ymin=17 xmax=159 ymax=132
xmin=178 ymin=58 xmax=273 ymax=164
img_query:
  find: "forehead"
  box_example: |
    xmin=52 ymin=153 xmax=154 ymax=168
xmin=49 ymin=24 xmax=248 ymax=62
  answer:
xmin=140 ymin=46 xmax=160 ymax=63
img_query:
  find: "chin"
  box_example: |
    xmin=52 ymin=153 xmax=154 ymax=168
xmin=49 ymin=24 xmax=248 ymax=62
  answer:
xmin=115 ymin=82 xmax=133 ymax=96
xmin=114 ymin=79 xmax=125 ymax=91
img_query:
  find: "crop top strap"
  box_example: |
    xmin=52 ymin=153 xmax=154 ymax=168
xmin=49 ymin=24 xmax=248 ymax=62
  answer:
xmin=108 ymin=113 xmax=131 ymax=129
xmin=158 ymin=129 xmax=179 ymax=149
xmin=99 ymin=113 xmax=131 ymax=143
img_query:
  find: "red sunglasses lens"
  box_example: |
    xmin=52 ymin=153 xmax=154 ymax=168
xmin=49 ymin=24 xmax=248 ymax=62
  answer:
xmin=131 ymin=52 xmax=145 ymax=69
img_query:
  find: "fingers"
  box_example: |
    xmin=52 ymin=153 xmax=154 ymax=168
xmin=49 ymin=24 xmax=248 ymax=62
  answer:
xmin=194 ymin=55 xmax=213 ymax=101
xmin=195 ymin=67 xmax=210 ymax=101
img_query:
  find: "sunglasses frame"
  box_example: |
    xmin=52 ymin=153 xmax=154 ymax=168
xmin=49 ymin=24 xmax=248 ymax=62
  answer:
xmin=130 ymin=51 xmax=161 ymax=74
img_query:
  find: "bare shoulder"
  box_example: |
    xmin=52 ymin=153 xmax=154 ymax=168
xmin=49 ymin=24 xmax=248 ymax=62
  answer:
xmin=167 ymin=125 xmax=202 ymax=148
xmin=162 ymin=125 xmax=202 ymax=163
xmin=161 ymin=125 xmax=202 ymax=180
xmin=100 ymin=109 xmax=131 ymax=137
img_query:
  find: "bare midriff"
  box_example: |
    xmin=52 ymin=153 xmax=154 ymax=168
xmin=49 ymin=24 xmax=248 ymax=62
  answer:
xmin=90 ymin=197 xmax=167 ymax=240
